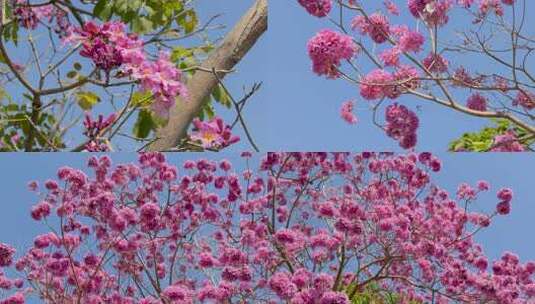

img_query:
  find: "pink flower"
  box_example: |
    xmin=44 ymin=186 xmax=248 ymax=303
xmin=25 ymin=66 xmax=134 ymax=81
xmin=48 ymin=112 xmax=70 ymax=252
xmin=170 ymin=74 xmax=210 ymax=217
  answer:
xmin=307 ymin=29 xmax=357 ymax=78
xmin=360 ymin=69 xmax=395 ymax=100
xmin=133 ymin=52 xmax=188 ymax=117
xmin=30 ymin=201 xmax=51 ymax=221
xmin=14 ymin=0 xmax=68 ymax=35
xmin=466 ymin=93 xmax=488 ymax=111
xmin=409 ymin=0 xmax=453 ymax=26
xmin=385 ymin=103 xmax=419 ymax=149
xmin=298 ymin=0 xmax=332 ymax=17
xmin=319 ymin=291 xmax=350 ymax=304
xmin=479 ymin=0 xmax=504 ymax=17
xmin=397 ymin=28 xmax=425 ymax=53
xmin=496 ymin=201 xmax=511 ymax=215
xmin=199 ymin=252 xmax=217 ymax=268
xmin=352 ymin=13 xmax=391 ymax=44
xmin=83 ymin=113 xmax=116 ymax=152
xmin=394 ymin=65 xmax=421 ymax=93
xmin=423 ymin=53 xmax=449 ymax=73
xmin=384 ymin=0 xmax=400 ymax=15
xmin=162 ymin=285 xmax=193 ymax=303
xmin=0 ymin=243 xmax=15 ymax=267
xmin=0 ymin=291 xmax=25 ymax=304
xmin=497 ymin=188 xmax=513 ymax=202
xmin=65 ymin=21 xmax=187 ymax=117
xmin=453 ymin=67 xmax=481 ymax=87
xmin=269 ymin=272 xmax=298 ymax=299
xmin=477 ymin=180 xmax=490 ymax=191
xmin=458 ymin=0 xmax=476 ymax=8
xmin=491 ymin=131 xmax=526 ymax=152
xmin=379 ymin=48 xmax=401 ymax=66
xmin=513 ymin=91 xmax=535 ymax=110
xmin=340 ymin=101 xmax=358 ymax=124
xmin=69 ymin=21 xmax=139 ymax=72
xmin=189 ymin=117 xmax=240 ymax=150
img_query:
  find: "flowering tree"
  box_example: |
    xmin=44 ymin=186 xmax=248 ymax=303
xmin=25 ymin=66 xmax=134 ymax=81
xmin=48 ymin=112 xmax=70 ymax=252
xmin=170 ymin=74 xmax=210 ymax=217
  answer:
xmin=0 ymin=152 xmax=533 ymax=303
xmin=298 ymin=0 xmax=535 ymax=151
xmin=0 ymin=0 xmax=266 ymax=152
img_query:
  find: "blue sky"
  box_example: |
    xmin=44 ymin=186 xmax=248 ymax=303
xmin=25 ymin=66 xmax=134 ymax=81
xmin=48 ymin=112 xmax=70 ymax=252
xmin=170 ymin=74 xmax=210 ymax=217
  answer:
xmin=0 ymin=153 xmax=534 ymax=269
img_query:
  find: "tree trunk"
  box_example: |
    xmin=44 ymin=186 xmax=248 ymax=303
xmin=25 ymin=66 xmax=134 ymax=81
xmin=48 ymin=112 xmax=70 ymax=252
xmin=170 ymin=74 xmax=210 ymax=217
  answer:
xmin=148 ymin=0 xmax=268 ymax=151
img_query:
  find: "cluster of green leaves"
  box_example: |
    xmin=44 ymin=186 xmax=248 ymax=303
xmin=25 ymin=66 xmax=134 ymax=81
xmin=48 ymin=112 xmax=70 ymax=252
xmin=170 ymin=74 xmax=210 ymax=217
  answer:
xmin=132 ymin=91 xmax=161 ymax=140
xmin=2 ymin=1 xmax=20 ymax=44
xmin=0 ymin=96 xmax=64 ymax=151
xmin=449 ymin=119 xmax=533 ymax=152
xmin=92 ymin=0 xmax=198 ymax=34
xmin=345 ymin=282 xmax=420 ymax=304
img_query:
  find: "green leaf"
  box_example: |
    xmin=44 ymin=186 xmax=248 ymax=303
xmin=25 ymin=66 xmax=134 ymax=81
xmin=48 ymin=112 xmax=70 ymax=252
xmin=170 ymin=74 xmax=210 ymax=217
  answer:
xmin=93 ymin=0 xmax=114 ymax=20
xmin=3 ymin=22 xmax=19 ymax=45
xmin=448 ymin=119 xmax=532 ymax=152
xmin=76 ymin=91 xmax=101 ymax=110
xmin=66 ymin=70 xmax=78 ymax=79
xmin=212 ymin=84 xmax=232 ymax=108
xmin=132 ymin=16 xmax=154 ymax=34
xmin=133 ymin=109 xmax=156 ymax=139
xmin=176 ymin=9 xmax=198 ymax=34
xmin=131 ymin=91 xmax=153 ymax=107
xmin=93 ymin=0 xmax=106 ymax=17
xmin=197 ymin=95 xmax=213 ymax=120
xmin=170 ymin=46 xmax=194 ymax=62
xmin=203 ymin=102 xmax=215 ymax=119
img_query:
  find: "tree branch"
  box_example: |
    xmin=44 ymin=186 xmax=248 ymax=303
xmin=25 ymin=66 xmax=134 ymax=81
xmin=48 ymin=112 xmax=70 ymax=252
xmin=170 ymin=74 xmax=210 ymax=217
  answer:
xmin=148 ymin=0 xmax=268 ymax=151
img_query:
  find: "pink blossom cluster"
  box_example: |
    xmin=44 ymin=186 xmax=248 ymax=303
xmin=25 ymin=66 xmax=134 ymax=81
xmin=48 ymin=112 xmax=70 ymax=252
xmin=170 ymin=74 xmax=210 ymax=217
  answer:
xmin=189 ymin=117 xmax=240 ymax=150
xmin=466 ymin=93 xmax=488 ymax=111
xmin=0 ymin=243 xmax=24 ymax=303
xmin=491 ymin=131 xmax=527 ymax=152
xmin=297 ymin=0 xmax=332 ymax=17
xmin=0 ymin=243 xmax=15 ymax=267
xmin=378 ymin=26 xmax=425 ymax=67
xmin=351 ymin=13 xmax=391 ymax=44
xmin=360 ymin=66 xmax=420 ymax=100
xmin=385 ymin=103 xmax=419 ymax=148
xmin=452 ymin=67 xmax=483 ymax=87
xmin=384 ymin=0 xmax=401 ymax=15
xmin=82 ymin=112 xmax=116 ymax=152
xmin=0 ymin=292 xmax=24 ymax=304
xmin=391 ymin=25 xmax=425 ymax=53
xmin=307 ymin=29 xmax=357 ymax=78
xmin=408 ymin=0 xmax=453 ymax=26
xmin=295 ymin=0 xmax=518 ymax=27
xmin=65 ymin=21 xmax=188 ymax=116
xmin=360 ymin=69 xmax=395 ymax=100
xmin=0 ymin=153 xmax=530 ymax=303
xmin=496 ymin=187 xmax=513 ymax=214
xmin=298 ymin=0 xmax=531 ymax=151
xmin=130 ymin=52 xmax=188 ymax=116
xmin=12 ymin=0 xmax=69 ymax=36
xmin=339 ymin=100 xmax=357 ymax=124
xmin=423 ymin=52 xmax=449 ymax=73
xmin=514 ymin=91 xmax=535 ymax=111
xmin=477 ymin=0 xmax=515 ymax=18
